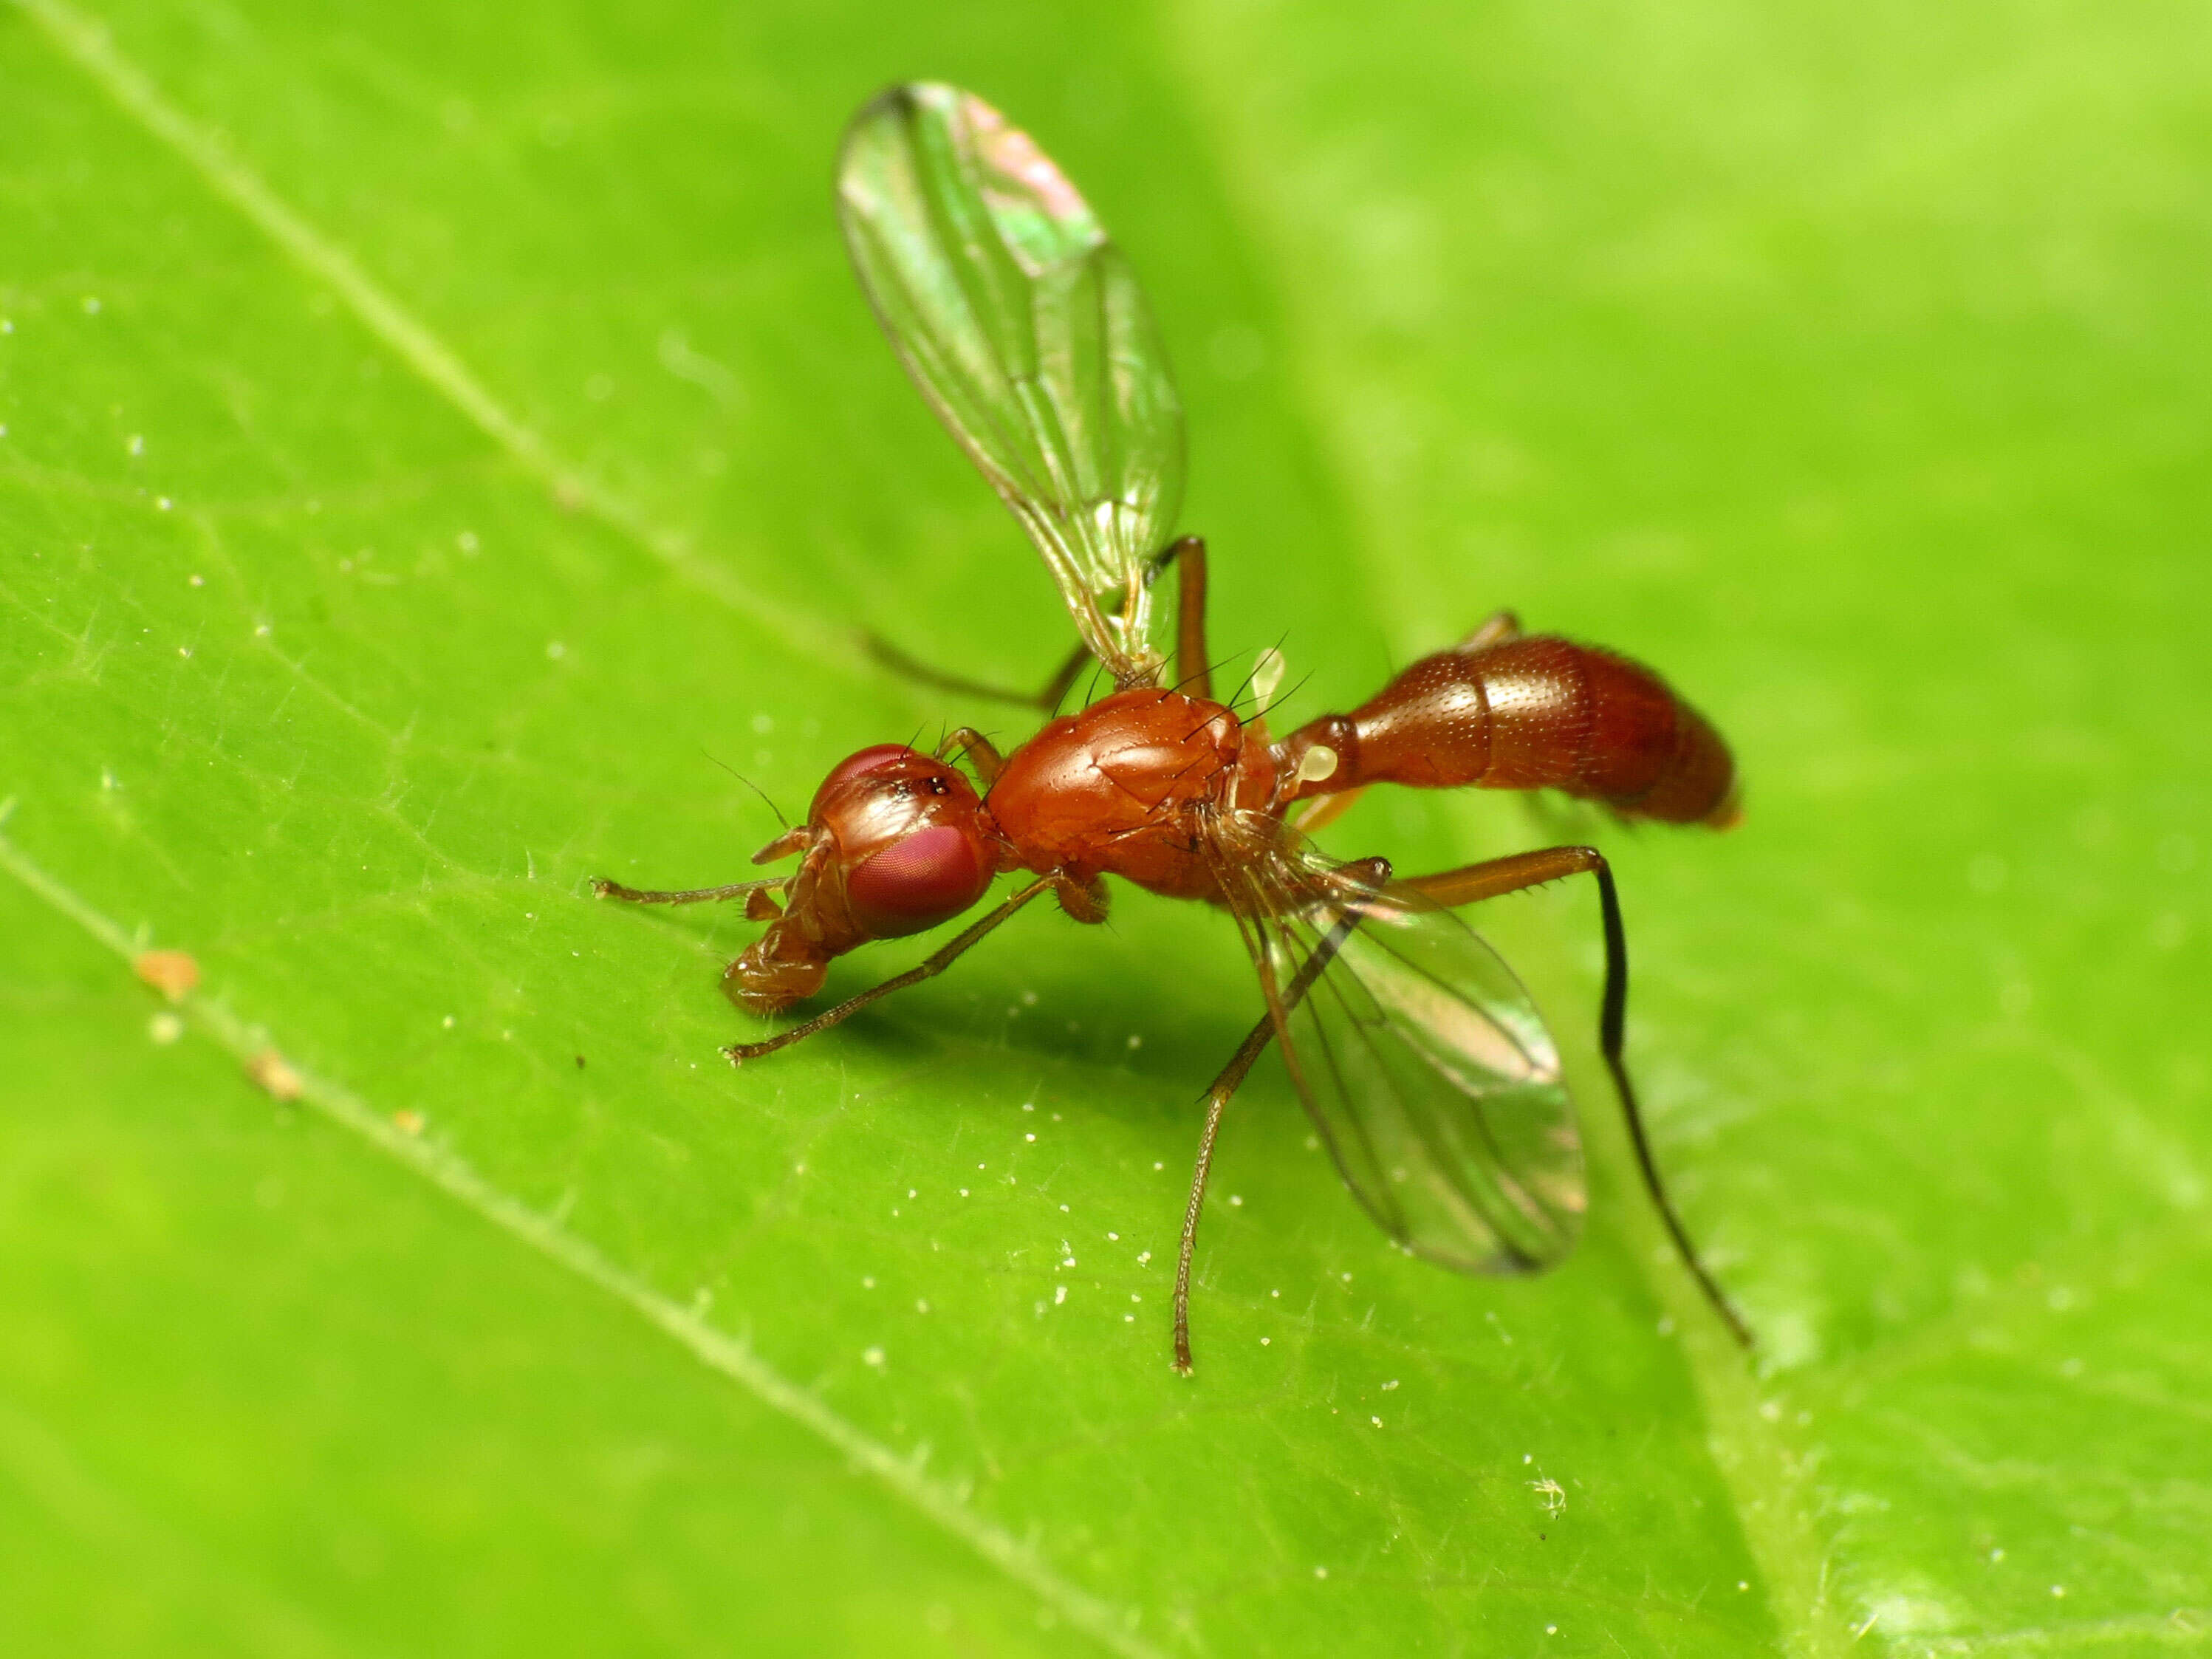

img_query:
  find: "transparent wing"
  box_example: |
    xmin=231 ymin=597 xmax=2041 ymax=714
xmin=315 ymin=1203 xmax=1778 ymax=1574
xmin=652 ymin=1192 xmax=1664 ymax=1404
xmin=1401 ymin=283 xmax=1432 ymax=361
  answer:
xmin=1215 ymin=832 xmax=1586 ymax=1273
xmin=838 ymin=82 xmax=1185 ymax=683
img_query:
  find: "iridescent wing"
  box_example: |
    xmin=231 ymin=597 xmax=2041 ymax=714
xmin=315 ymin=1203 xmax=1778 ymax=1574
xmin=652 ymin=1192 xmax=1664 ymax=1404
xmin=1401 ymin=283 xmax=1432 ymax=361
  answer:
xmin=1213 ymin=831 xmax=1586 ymax=1273
xmin=838 ymin=82 xmax=1185 ymax=684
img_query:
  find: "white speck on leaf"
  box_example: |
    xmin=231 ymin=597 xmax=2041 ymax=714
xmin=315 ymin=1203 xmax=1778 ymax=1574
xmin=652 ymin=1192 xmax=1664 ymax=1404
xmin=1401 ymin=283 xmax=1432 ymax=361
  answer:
xmin=244 ymin=1050 xmax=303 ymax=1102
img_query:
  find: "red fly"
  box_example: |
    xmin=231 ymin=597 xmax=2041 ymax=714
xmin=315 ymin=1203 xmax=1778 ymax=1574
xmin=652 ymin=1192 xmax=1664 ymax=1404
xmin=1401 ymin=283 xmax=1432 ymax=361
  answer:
xmin=597 ymin=83 xmax=1750 ymax=1370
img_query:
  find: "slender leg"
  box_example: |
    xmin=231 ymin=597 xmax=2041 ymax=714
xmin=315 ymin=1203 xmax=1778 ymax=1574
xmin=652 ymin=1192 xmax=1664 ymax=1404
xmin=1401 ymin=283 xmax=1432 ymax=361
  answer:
xmin=1159 ymin=536 xmax=1212 ymax=700
xmin=1173 ymin=1020 xmax=1269 ymax=1374
xmin=1291 ymin=785 xmax=1368 ymax=837
xmin=1454 ymin=609 xmax=1522 ymax=653
xmin=868 ymin=537 xmax=1209 ymax=708
xmin=594 ymin=877 xmax=781 ymax=906
xmin=1173 ymin=857 xmax=1388 ymax=1372
xmin=937 ymin=728 xmax=1008 ymax=787
xmin=724 ymin=875 xmax=1055 ymax=1063
xmin=863 ymin=632 xmax=1092 ymax=713
xmin=1405 ymin=846 xmax=1753 ymax=1347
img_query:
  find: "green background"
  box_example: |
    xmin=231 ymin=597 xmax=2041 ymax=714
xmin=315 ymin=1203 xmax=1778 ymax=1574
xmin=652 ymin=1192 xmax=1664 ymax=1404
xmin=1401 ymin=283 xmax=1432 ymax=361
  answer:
xmin=4 ymin=0 xmax=2207 ymax=1653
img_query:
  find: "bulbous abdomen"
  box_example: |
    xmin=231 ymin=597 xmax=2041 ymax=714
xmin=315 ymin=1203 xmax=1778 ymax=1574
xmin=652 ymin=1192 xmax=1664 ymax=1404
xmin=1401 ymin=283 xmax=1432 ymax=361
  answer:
xmin=1280 ymin=636 xmax=1737 ymax=826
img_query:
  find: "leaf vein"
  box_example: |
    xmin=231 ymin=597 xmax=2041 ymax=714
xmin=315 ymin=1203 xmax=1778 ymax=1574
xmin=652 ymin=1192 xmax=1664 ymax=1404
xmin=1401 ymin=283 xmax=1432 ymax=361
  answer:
xmin=0 ymin=825 xmax=1164 ymax=1659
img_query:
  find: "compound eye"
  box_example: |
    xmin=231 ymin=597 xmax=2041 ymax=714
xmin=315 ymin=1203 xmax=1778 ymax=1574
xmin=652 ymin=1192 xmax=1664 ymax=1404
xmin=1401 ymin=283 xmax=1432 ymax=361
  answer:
xmin=846 ymin=824 xmax=987 ymax=939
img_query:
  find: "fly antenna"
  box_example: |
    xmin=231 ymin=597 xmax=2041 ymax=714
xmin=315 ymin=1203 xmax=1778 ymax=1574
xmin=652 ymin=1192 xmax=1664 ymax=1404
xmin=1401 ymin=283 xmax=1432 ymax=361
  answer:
xmin=701 ymin=748 xmax=791 ymax=830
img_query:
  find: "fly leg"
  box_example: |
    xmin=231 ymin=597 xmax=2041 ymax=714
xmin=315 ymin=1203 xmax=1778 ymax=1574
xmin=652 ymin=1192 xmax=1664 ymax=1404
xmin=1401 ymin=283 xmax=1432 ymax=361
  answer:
xmin=1172 ymin=856 xmax=1389 ymax=1373
xmin=1157 ymin=536 xmax=1211 ymax=700
xmin=863 ymin=634 xmax=1094 ymax=714
xmin=865 ymin=536 xmax=1210 ymax=708
xmin=1172 ymin=1020 xmax=1273 ymax=1375
xmin=723 ymin=875 xmax=1056 ymax=1063
xmin=595 ymin=876 xmax=784 ymax=922
xmin=1292 ymin=786 xmax=1366 ymax=837
xmin=937 ymin=728 xmax=1007 ymax=788
xmin=1454 ymin=609 xmax=1521 ymax=652
xmin=1403 ymin=846 xmax=1753 ymax=1347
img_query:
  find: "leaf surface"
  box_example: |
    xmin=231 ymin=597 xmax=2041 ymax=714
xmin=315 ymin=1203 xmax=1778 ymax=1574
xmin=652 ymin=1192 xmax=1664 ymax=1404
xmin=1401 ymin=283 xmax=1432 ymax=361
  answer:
xmin=3 ymin=1 xmax=2206 ymax=1655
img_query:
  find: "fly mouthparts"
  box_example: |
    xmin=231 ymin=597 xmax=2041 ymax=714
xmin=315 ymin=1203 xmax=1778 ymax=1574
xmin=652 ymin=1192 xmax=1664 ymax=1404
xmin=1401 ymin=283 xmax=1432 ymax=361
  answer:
xmin=751 ymin=827 xmax=810 ymax=865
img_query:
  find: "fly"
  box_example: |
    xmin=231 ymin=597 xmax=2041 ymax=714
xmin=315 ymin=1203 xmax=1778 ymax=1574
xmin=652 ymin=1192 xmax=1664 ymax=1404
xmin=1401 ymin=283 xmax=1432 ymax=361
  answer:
xmin=597 ymin=82 xmax=1750 ymax=1370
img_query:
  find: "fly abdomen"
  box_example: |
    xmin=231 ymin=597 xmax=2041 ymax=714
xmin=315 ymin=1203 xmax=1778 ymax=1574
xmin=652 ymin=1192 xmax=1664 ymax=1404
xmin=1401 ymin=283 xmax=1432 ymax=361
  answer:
xmin=1278 ymin=636 xmax=1738 ymax=826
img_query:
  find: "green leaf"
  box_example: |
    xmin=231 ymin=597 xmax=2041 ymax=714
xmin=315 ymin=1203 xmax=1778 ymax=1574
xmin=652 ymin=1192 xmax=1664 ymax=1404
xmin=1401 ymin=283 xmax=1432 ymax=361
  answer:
xmin=3 ymin=1 xmax=2205 ymax=1655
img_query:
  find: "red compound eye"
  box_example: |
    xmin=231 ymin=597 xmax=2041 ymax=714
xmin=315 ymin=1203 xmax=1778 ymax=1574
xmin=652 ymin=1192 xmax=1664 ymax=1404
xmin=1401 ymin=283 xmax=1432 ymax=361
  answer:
xmin=846 ymin=824 xmax=987 ymax=938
